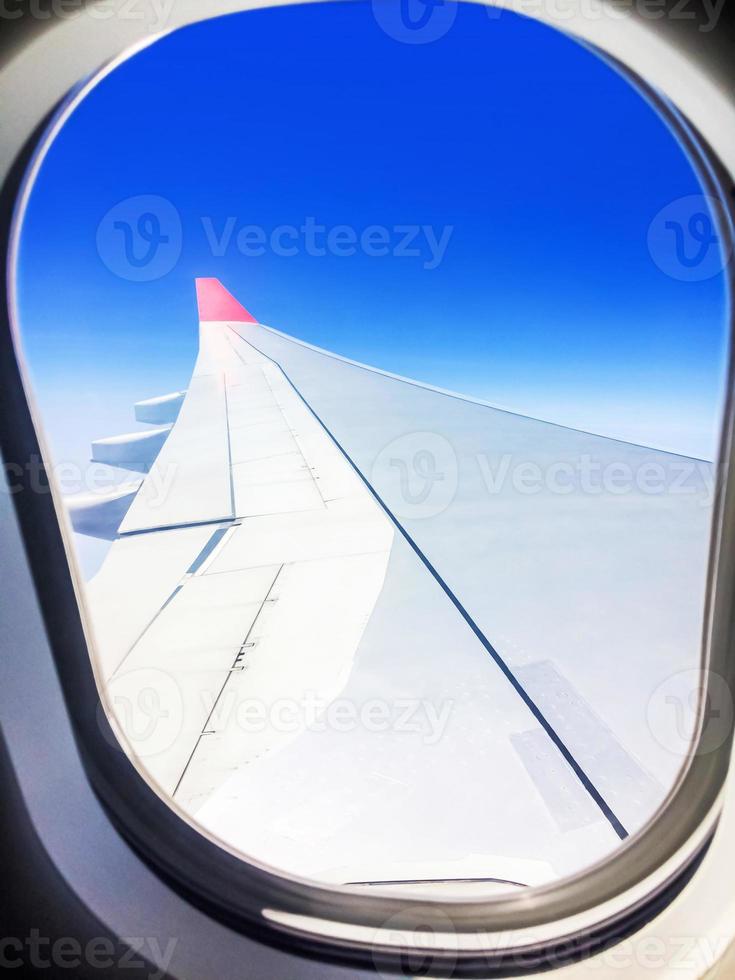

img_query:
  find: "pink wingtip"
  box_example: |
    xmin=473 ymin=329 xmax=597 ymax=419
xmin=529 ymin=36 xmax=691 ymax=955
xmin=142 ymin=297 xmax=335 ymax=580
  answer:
xmin=195 ymin=278 xmax=257 ymax=323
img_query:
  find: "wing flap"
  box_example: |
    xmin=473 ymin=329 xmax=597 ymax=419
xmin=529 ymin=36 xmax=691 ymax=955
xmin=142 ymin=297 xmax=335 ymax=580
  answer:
xmin=119 ymin=371 xmax=233 ymax=533
xmin=87 ymin=523 xmax=224 ymax=679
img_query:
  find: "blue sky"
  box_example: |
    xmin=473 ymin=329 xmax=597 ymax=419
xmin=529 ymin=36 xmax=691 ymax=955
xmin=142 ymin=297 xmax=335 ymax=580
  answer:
xmin=16 ymin=1 xmax=729 ymax=472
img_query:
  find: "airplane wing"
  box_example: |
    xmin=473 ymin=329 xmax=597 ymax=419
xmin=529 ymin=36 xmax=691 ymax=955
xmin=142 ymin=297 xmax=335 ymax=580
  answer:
xmin=80 ymin=278 xmax=711 ymax=890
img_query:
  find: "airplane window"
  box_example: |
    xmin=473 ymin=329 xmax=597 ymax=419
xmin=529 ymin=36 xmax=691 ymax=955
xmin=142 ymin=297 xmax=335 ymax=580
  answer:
xmin=12 ymin=2 xmax=731 ymax=899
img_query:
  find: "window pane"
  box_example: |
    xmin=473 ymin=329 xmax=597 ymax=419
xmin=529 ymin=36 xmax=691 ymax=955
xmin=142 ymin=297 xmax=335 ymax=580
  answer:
xmin=14 ymin=2 xmax=730 ymax=895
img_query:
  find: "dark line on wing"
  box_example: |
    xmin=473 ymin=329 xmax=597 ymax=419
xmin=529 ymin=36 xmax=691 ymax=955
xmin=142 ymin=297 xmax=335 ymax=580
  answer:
xmin=222 ymin=371 xmax=237 ymax=517
xmin=260 ymin=353 xmax=328 ymax=508
xmin=224 ymin=331 xmax=328 ymax=507
xmin=119 ymin=517 xmax=234 ymax=538
xmin=227 ymin=327 xmax=629 ymax=842
xmin=172 ymin=564 xmax=284 ymax=800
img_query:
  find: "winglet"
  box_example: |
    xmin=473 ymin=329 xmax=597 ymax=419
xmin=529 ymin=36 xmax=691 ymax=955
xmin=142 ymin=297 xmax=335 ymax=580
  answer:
xmin=195 ymin=278 xmax=257 ymax=323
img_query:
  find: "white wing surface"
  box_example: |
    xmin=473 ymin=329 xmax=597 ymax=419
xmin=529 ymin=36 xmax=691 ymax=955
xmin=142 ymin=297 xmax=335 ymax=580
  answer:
xmin=81 ymin=278 xmax=711 ymax=890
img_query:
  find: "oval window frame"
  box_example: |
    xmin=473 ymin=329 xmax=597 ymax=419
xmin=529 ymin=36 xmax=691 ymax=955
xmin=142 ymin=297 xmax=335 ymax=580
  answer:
xmin=1 ymin=2 xmax=734 ymax=973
